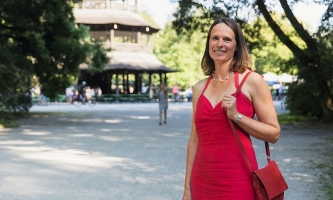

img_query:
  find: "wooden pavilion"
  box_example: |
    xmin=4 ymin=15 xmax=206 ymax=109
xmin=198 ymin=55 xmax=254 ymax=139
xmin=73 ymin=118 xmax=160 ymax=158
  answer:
xmin=73 ymin=0 xmax=177 ymax=99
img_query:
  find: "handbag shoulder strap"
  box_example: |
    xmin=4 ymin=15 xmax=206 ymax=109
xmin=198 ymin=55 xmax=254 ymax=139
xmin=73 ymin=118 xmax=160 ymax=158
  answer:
xmin=227 ymin=71 xmax=271 ymax=172
xmin=234 ymin=71 xmax=251 ymax=96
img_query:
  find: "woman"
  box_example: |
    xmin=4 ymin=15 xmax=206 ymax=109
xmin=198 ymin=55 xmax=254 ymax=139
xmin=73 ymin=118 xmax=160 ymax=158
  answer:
xmin=157 ymin=83 xmax=168 ymax=125
xmin=182 ymin=17 xmax=280 ymax=200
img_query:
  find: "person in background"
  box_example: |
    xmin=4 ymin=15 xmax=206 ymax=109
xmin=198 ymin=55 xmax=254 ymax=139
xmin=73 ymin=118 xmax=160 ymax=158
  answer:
xmin=85 ymin=86 xmax=92 ymax=101
xmin=172 ymin=84 xmax=179 ymax=102
xmin=182 ymin=17 xmax=280 ymax=200
xmin=185 ymin=86 xmax=193 ymax=102
xmin=157 ymin=83 xmax=168 ymax=125
xmin=141 ymin=83 xmax=147 ymax=94
xmin=65 ymin=86 xmax=74 ymax=104
xmin=78 ymin=81 xmax=87 ymax=102
xmin=278 ymin=83 xmax=284 ymax=100
xmin=95 ymin=86 xmax=102 ymax=98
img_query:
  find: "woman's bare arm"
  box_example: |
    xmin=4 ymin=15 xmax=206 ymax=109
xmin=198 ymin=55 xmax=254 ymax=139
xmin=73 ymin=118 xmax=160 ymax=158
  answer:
xmin=223 ymin=72 xmax=280 ymax=143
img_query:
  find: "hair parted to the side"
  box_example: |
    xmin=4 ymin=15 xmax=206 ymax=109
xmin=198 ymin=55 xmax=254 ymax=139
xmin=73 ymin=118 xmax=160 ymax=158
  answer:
xmin=201 ymin=17 xmax=252 ymax=76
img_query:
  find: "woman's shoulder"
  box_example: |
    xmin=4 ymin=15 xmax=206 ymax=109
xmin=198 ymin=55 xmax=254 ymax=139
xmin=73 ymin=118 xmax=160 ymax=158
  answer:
xmin=192 ymin=77 xmax=209 ymax=96
xmin=242 ymin=70 xmax=265 ymax=84
xmin=241 ymin=70 xmax=269 ymax=96
xmin=191 ymin=77 xmax=209 ymax=102
xmin=193 ymin=77 xmax=209 ymax=89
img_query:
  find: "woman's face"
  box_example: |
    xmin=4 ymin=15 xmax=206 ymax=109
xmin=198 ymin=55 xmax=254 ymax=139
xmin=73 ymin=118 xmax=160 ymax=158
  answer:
xmin=209 ymin=23 xmax=237 ymax=64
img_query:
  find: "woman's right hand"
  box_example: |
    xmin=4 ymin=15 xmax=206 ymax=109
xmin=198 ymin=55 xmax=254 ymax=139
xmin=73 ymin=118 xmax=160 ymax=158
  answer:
xmin=182 ymin=189 xmax=191 ymax=200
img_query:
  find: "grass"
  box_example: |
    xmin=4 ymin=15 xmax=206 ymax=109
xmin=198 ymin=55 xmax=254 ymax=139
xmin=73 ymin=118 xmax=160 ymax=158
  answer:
xmin=0 ymin=111 xmax=28 ymax=129
xmin=0 ymin=112 xmax=21 ymax=128
xmin=277 ymin=113 xmax=317 ymax=125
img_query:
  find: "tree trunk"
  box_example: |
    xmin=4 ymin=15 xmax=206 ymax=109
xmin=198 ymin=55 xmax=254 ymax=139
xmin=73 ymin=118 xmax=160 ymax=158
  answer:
xmin=256 ymin=0 xmax=333 ymax=120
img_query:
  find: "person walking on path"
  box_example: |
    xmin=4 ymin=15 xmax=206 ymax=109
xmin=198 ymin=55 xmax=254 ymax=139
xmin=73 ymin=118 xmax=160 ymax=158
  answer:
xmin=157 ymin=83 xmax=168 ymax=125
xmin=182 ymin=17 xmax=281 ymax=200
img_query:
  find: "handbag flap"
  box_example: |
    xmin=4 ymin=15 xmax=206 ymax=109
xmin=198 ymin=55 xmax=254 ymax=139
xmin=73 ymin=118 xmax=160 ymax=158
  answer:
xmin=253 ymin=160 xmax=288 ymax=199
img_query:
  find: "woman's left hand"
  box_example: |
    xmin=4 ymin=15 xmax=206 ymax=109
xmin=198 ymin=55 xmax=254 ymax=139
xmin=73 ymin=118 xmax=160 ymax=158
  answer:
xmin=222 ymin=94 xmax=237 ymax=120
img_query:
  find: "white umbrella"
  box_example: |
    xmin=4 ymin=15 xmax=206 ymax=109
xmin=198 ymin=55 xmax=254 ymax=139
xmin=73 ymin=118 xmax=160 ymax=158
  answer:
xmin=263 ymin=72 xmax=279 ymax=84
xmin=278 ymin=73 xmax=296 ymax=83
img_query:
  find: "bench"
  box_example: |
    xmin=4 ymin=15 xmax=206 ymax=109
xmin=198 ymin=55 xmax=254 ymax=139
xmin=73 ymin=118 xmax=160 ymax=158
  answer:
xmin=97 ymin=94 xmax=115 ymax=103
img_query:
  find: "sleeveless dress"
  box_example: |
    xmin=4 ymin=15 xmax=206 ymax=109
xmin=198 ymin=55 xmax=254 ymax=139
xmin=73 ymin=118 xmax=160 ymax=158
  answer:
xmin=158 ymin=90 xmax=168 ymax=110
xmin=191 ymin=72 xmax=258 ymax=200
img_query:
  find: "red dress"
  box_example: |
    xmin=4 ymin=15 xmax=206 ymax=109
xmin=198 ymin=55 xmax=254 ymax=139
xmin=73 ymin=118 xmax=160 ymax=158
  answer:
xmin=191 ymin=72 xmax=258 ymax=200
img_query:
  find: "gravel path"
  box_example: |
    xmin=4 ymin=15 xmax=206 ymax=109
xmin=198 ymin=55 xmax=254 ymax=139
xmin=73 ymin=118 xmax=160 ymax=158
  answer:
xmin=0 ymin=102 xmax=331 ymax=200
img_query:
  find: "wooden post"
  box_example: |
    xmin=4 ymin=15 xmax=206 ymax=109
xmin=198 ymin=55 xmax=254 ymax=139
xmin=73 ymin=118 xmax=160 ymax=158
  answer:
xmin=110 ymin=29 xmax=114 ymax=49
xmin=149 ymin=73 xmax=153 ymax=99
xmin=137 ymin=31 xmax=140 ymax=44
xmin=106 ymin=0 xmax=110 ymax=9
xmin=116 ymin=74 xmax=119 ymax=102
xmin=135 ymin=0 xmax=138 ymax=13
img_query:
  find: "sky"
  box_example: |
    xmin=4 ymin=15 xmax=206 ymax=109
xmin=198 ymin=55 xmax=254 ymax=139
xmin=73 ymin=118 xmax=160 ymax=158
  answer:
xmin=138 ymin=0 xmax=327 ymax=31
xmin=138 ymin=0 xmax=177 ymax=28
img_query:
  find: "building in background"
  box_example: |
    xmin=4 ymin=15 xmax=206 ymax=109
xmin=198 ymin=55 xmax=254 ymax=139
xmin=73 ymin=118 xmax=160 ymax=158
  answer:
xmin=74 ymin=0 xmax=176 ymax=97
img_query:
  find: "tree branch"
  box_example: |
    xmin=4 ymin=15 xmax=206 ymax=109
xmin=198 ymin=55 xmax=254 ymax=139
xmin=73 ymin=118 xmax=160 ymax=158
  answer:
xmin=279 ymin=0 xmax=318 ymax=56
xmin=256 ymin=0 xmax=302 ymax=55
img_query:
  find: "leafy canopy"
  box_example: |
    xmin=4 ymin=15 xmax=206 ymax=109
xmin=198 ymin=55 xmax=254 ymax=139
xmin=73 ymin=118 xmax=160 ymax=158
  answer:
xmin=0 ymin=0 xmax=108 ymax=100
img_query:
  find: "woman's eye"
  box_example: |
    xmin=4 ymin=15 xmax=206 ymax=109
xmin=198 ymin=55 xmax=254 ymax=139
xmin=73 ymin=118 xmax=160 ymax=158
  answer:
xmin=224 ymin=38 xmax=232 ymax=42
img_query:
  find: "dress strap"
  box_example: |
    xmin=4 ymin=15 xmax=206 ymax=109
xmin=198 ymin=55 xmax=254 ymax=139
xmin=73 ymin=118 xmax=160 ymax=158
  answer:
xmin=234 ymin=71 xmax=252 ymax=96
xmin=234 ymin=72 xmax=240 ymax=87
xmin=201 ymin=75 xmax=213 ymax=95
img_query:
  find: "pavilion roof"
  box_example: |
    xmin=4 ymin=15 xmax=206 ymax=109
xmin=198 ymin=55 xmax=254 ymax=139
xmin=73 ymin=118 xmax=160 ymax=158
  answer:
xmin=73 ymin=9 xmax=160 ymax=33
xmin=80 ymin=52 xmax=177 ymax=73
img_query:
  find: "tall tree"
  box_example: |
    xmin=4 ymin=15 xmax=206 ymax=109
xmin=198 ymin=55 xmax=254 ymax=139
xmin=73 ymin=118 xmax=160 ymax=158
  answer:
xmin=154 ymin=23 xmax=207 ymax=90
xmin=0 ymin=0 xmax=108 ymax=113
xmin=171 ymin=0 xmax=333 ymax=121
xmin=248 ymin=13 xmax=306 ymax=75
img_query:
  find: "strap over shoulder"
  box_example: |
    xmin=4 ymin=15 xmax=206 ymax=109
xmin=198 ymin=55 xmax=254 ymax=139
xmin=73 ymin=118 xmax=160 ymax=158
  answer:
xmin=199 ymin=75 xmax=212 ymax=96
xmin=234 ymin=71 xmax=252 ymax=96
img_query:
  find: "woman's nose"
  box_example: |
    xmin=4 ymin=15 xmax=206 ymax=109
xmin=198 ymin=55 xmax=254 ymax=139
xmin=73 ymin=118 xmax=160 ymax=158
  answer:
xmin=217 ymin=39 xmax=224 ymax=47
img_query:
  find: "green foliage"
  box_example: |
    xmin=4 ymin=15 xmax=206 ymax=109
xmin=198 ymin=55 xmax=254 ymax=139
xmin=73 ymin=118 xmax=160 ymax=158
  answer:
xmin=277 ymin=113 xmax=317 ymax=125
xmin=139 ymin=11 xmax=161 ymax=29
xmin=172 ymin=0 xmax=333 ymax=122
xmin=246 ymin=14 xmax=305 ymax=75
xmin=170 ymin=1 xmax=304 ymax=76
xmin=287 ymin=25 xmax=333 ymax=122
xmin=0 ymin=94 xmax=32 ymax=114
xmin=171 ymin=0 xmax=251 ymax=35
xmin=287 ymin=81 xmax=322 ymax=117
xmin=153 ymin=23 xmax=207 ymax=90
xmin=0 ymin=0 xmax=108 ymax=115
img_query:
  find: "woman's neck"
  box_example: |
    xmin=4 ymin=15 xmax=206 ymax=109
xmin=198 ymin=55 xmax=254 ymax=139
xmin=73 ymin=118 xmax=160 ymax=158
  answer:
xmin=214 ymin=61 xmax=232 ymax=76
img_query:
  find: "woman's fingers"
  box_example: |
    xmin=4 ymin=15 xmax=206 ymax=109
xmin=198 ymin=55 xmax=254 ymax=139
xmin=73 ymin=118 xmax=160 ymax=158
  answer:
xmin=222 ymin=95 xmax=236 ymax=109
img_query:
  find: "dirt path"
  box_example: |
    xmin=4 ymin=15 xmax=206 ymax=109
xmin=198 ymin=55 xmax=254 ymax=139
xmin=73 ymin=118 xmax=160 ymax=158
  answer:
xmin=0 ymin=103 xmax=331 ymax=200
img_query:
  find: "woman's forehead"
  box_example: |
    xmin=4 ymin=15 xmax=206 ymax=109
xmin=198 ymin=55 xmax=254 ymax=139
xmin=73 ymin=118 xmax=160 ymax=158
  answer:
xmin=210 ymin=23 xmax=234 ymax=36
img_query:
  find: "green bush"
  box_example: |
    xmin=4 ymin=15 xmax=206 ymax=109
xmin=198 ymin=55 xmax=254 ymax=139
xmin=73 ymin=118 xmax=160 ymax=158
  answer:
xmin=0 ymin=93 xmax=32 ymax=114
xmin=286 ymin=81 xmax=322 ymax=118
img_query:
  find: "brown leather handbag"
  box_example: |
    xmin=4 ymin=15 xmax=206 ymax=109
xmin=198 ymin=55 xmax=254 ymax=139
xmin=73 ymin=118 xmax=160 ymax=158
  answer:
xmin=227 ymin=73 xmax=288 ymax=200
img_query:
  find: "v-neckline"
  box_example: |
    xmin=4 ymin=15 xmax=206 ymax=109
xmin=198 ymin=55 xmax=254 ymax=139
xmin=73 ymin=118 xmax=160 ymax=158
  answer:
xmin=202 ymin=94 xmax=222 ymax=110
xmin=200 ymin=73 xmax=242 ymax=110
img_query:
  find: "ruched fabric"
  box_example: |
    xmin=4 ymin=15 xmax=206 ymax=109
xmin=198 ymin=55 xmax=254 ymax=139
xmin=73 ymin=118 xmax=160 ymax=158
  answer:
xmin=191 ymin=72 xmax=258 ymax=200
